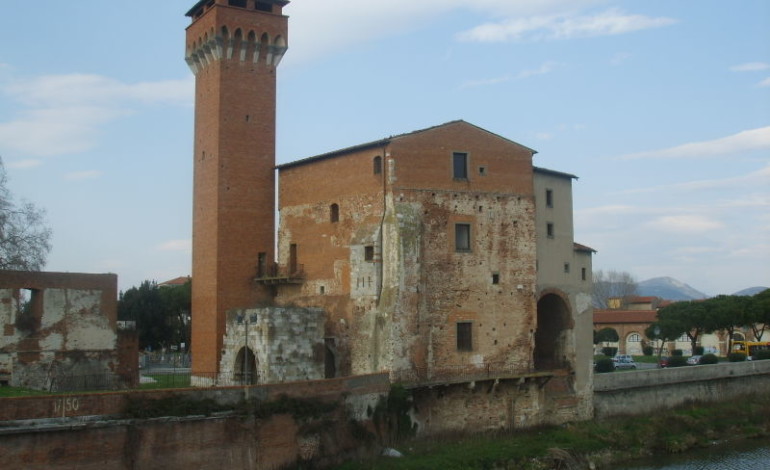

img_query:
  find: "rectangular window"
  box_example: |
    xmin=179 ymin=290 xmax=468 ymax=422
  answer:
xmin=255 ymin=1 xmax=273 ymax=12
xmin=455 ymin=223 xmax=471 ymax=252
xmin=364 ymin=246 xmax=374 ymax=261
xmin=453 ymin=152 xmax=468 ymax=180
xmin=564 ymin=263 xmax=570 ymax=273
xmin=257 ymin=252 xmax=266 ymax=277
xmin=228 ymin=0 xmax=248 ymax=7
xmin=547 ymin=222 xmax=554 ymax=238
xmin=581 ymin=267 xmax=587 ymax=281
xmin=492 ymin=273 xmax=500 ymax=284
xmin=546 ymin=189 xmax=553 ymax=208
xmin=457 ymin=322 xmax=473 ymax=351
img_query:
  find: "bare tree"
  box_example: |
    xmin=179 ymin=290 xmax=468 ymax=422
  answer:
xmin=592 ymin=269 xmax=638 ymax=309
xmin=0 ymin=158 xmax=52 ymax=270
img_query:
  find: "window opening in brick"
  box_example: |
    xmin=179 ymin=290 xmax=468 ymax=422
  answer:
xmin=289 ymin=244 xmax=298 ymax=275
xmin=257 ymin=252 xmax=267 ymax=277
xmin=330 ymin=203 xmax=339 ymax=223
xmin=324 ymin=338 xmax=337 ymax=378
xmin=320 ymin=286 xmax=325 ymax=294
xmin=478 ymin=166 xmax=487 ymax=176
xmin=547 ymin=222 xmax=554 ymax=238
xmin=546 ymin=189 xmax=554 ymax=208
xmin=564 ymin=263 xmax=570 ymax=273
xmin=492 ymin=273 xmax=500 ymax=284
xmin=364 ymin=246 xmax=374 ymax=261
xmin=453 ymin=152 xmax=468 ymax=180
xmin=373 ymin=156 xmax=382 ymax=175
xmin=255 ymin=1 xmax=273 ymax=12
xmin=15 ymin=288 xmax=41 ymax=334
xmin=457 ymin=322 xmax=473 ymax=351
xmin=455 ymin=223 xmax=471 ymax=252
xmin=581 ymin=267 xmax=587 ymax=281
xmin=228 ymin=0 xmax=248 ymax=8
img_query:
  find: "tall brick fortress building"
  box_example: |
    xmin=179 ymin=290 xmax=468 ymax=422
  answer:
xmin=184 ymin=1 xmax=595 ymax=430
xmin=185 ymin=0 xmax=287 ymax=377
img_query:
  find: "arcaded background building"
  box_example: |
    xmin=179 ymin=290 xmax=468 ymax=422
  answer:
xmin=185 ymin=0 xmax=594 ymax=429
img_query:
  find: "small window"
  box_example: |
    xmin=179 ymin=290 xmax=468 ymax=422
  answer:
xmin=478 ymin=166 xmax=487 ymax=176
xmin=581 ymin=267 xmax=587 ymax=281
xmin=364 ymin=246 xmax=374 ymax=261
xmin=320 ymin=286 xmax=325 ymax=294
xmin=546 ymin=189 xmax=553 ymax=208
xmin=228 ymin=0 xmax=248 ymax=7
xmin=330 ymin=203 xmax=339 ymax=223
xmin=492 ymin=273 xmax=500 ymax=285
xmin=564 ymin=263 xmax=570 ymax=273
xmin=455 ymin=223 xmax=471 ymax=252
xmin=629 ymin=333 xmax=642 ymax=342
xmin=547 ymin=223 xmax=554 ymax=238
xmin=255 ymin=1 xmax=273 ymax=12
xmin=453 ymin=152 xmax=468 ymax=180
xmin=373 ymin=156 xmax=382 ymax=175
xmin=457 ymin=322 xmax=473 ymax=351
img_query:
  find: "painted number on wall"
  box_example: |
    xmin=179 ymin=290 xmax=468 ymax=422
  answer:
xmin=53 ymin=397 xmax=80 ymax=417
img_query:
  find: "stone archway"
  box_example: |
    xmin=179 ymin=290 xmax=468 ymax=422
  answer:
xmin=234 ymin=346 xmax=257 ymax=385
xmin=534 ymin=293 xmax=572 ymax=371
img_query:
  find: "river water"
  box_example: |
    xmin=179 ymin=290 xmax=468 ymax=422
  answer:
xmin=620 ymin=440 xmax=770 ymax=469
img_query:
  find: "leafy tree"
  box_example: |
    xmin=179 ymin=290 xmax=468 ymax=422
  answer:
xmin=593 ymin=327 xmax=619 ymax=344
xmin=701 ymin=295 xmax=744 ymax=353
xmin=118 ymin=279 xmax=192 ymax=351
xmin=656 ymin=300 xmax=708 ymax=354
xmin=645 ymin=320 xmax=682 ymax=357
xmin=747 ymin=289 xmax=770 ymax=341
xmin=0 ymin=158 xmax=52 ymax=270
xmin=592 ymin=269 xmax=638 ymax=309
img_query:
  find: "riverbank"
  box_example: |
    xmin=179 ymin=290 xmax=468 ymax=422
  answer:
xmin=336 ymin=394 xmax=770 ymax=469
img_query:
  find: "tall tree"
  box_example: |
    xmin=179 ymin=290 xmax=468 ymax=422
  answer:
xmin=0 ymin=158 xmax=52 ymax=270
xmin=592 ymin=269 xmax=638 ymax=309
xmin=657 ymin=301 xmax=707 ymax=354
xmin=747 ymin=289 xmax=770 ymax=341
xmin=118 ymin=281 xmax=171 ymax=350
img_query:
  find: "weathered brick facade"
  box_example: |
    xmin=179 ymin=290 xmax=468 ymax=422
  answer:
xmin=185 ymin=1 xmax=594 ymax=428
xmin=0 ymin=271 xmax=137 ymax=391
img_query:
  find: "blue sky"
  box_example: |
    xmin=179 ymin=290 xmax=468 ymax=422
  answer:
xmin=0 ymin=0 xmax=768 ymax=296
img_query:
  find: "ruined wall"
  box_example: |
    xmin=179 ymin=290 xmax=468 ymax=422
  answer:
xmin=0 ymin=271 xmax=129 ymax=391
xmin=219 ymin=306 xmax=325 ymax=384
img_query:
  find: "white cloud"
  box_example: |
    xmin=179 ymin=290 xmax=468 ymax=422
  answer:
xmin=460 ymin=61 xmax=559 ymax=88
xmin=730 ymin=62 xmax=770 ymax=72
xmin=0 ymin=73 xmax=193 ymax=159
xmin=647 ymin=215 xmax=723 ymax=234
xmin=456 ymin=8 xmax=676 ymax=43
xmin=157 ymin=239 xmax=192 ymax=252
xmin=759 ymin=77 xmax=770 ymax=88
xmin=618 ymin=163 xmax=770 ymax=194
xmin=284 ymin=1 xmax=665 ymax=64
xmin=64 ymin=170 xmax=102 ymax=181
xmin=6 ymin=159 xmax=41 ymax=169
xmin=618 ymin=126 xmax=770 ymax=160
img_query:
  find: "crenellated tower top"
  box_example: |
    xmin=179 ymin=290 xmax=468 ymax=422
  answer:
xmin=185 ymin=0 xmax=289 ymax=74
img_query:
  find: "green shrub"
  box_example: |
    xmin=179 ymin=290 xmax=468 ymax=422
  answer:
xmin=700 ymin=354 xmax=718 ymax=365
xmin=595 ymin=357 xmax=615 ymax=373
xmin=694 ymin=346 xmax=705 ymax=355
xmin=754 ymin=350 xmax=770 ymax=361
xmin=602 ymin=347 xmax=618 ymax=357
xmin=643 ymin=346 xmax=654 ymax=356
xmin=729 ymin=352 xmax=747 ymax=362
xmin=668 ymin=356 xmax=689 ymax=367
xmin=672 ymin=349 xmax=683 ymax=357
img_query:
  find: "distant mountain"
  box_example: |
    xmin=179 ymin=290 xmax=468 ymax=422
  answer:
xmin=733 ymin=286 xmax=769 ymax=296
xmin=637 ymin=277 xmax=709 ymax=301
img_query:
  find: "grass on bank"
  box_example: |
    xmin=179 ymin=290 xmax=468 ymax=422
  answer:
xmin=336 ymin=394 xmax=770 ymax=470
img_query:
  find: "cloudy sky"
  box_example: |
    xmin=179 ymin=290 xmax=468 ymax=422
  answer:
xmin=0 ymin=0 xmax=768 ymax=295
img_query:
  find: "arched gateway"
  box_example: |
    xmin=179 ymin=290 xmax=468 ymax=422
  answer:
xmin=534 ymin=293 xmax=572 ymax=370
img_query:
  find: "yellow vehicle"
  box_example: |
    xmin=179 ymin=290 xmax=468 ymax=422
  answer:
xmin=732 ymin=341 xmax=770 ymax=359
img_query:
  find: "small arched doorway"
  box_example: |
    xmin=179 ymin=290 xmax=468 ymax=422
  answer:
xmin=534 ymin=293 xmax=571 ymax=370
xmin=234 ymin=346 xmax=258 ymax=385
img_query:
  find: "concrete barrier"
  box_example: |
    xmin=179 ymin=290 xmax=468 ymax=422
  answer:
xmin=593 ymin=360 xmax=770 ymax=418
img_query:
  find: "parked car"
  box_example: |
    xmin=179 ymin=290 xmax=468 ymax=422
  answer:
xmin=687 ymin=355 xmax=703 ymax=365
xmin=613 ymin=355 xmax=637 ymax=370
xmin=658 ymin=356 xmax=670 ymax=368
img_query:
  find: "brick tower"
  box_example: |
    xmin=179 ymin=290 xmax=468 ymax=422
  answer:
xmin=184 ymin=0 xmax=288 ymax=381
